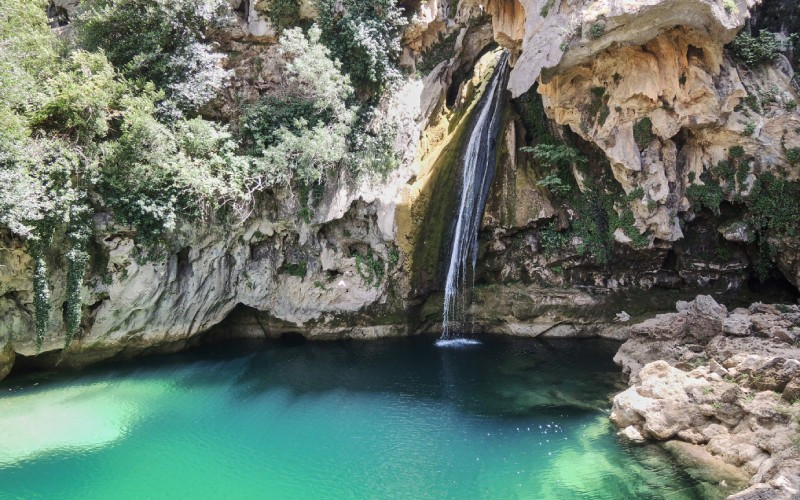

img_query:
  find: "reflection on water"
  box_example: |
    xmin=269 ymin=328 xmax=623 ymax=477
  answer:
xmin=0 ymin=335 xmax=721 ymax=499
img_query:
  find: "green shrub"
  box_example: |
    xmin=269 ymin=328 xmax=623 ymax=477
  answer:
xmin=529 ymin=151 xmax=650 ymax=262
xmin=282 ymin=260 xmax=308 ymax=277
xmin=100 ymin=110 xmax=254 ymax=249
xmin=736 ymin=160 xmax=751 ymax=186
xmin=625 ymin=187 xmax=645 ymax=202
xmin=317 ymin=0 xmax=406 ymax=94
xmin=743 ymin=121 xmax=755 ymax=136
xmin=571 ymin=187 xmax=613 ymax=263
xmin=522 ymin=143 xmax=587 ymax=169
xmin=514 ymin=86 xmax=555 ymax=144
xmin=355 ymin=248 xmax=384 ymax=287
xmin=537 ymin=174 xmax=572 ymax=196
xmin=612 ymin=207 xmax=649 ymax=248
xmin=713 ymin=159 xmax=738 ymax=193
xmin=746 ymin=173 xmax=800 ymax=280
xmin=241 ymin=96 xmax=330 ymax=152
xmin=759 ymin=86 xmax=779 ymax=108
xmin=0 ymin=0 xmax=60 ymax=113
xmin=417 ymin=30 xmax=459 ymax=75
xmin=687 ymin=172 xmax=724 ymax=214
xmin=246 ymin=26 xmax=354 ymax=185
xmin=589 ymin=86 xmax=605 ymax=105
xmin=787 ymin=147 xmax=800 ymax=165
xmin=524 ymin=143 xmax=585 ymax=202
xmin=243 ymin=27 xmax=398 ymax=185
xmin=1 ymin=139 xmax=87 ymax=350
xmin=347 ymin=112 xmax=400 ymax=178
xmin=590 ymin=23 xmax=605 ymax=39
xmin=586 ymin=87 xmax=610 ymax=126
xmin=388 ymin=246 xmax=399 ymax=269
xmin=259 ymin=0 xmax=301 ymax=30
xmin=30 ymin=51 xmax=123 ymax=144
xmin=729 ymin=31 xmax=794 ymax=67
xmin=99 ymin=110 xmax=186 ymax=242
xmin=260 ymin=120 xmax=351 ymax=186
xmin=75 ymin=0 xmax=231 ymax=115
xmin=296 ymin=181 xmax=324 ymax=223
xmin=64 ymin=203 xmax=92 ymax=350
xmin=278 ymin=27 xmax=355 ymax=116
xmin=713 ymin=159 xmax=734 ymax=178
xmin=539 ymin=222 xmax=569 ymax=254
xmin=743 ymin=94 xmax=761 ymax=113
xmin=633 ymin=117 xmax=655 ymax=149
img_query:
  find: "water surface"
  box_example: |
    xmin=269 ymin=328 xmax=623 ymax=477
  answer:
xmin=0 ymin=336 xmax=720 ymax=499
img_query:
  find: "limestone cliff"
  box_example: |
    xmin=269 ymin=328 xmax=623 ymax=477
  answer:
xmin=1 ymin=0 xmax=799 ymax=386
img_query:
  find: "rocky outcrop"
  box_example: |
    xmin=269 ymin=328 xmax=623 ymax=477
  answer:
xmin=0 ymin=180 xmax=411 ymax=372
xmin=537 ymin=30 xmax=799 ymax=244
xmin=611 ymin=295 xmax=800 ymax=499
xmin=507 ymin=0 xmax=749 ymax=98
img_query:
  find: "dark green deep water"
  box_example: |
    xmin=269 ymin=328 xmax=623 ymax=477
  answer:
xmin=0 ymin=336 xmax=721 ymax=499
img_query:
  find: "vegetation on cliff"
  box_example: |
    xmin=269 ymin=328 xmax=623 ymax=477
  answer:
xmin=317 ymin=0 xmax=406 ymax=96
xmin=0 ymin=0 xmax=403 ymax=350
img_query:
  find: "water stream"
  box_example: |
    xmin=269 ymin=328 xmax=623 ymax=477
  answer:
xmin=440 ymin=51 xmax=510 ymax=343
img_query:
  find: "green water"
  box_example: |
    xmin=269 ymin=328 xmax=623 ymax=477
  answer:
xmin=0 ymin=336 xmax=719 ymax=499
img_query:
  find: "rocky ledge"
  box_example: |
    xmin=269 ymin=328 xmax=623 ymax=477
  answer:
xmin=611 ymin=295 xmax=800 ymax=499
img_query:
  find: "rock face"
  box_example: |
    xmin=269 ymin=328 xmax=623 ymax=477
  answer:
xmin=506 ymin=0 xmax=750 ymax=96
xmin=537 ymin=31 xmax=799 ymax=243
xmin=0 ymin=181 xmax=410 ymax=369
xmin=611 ymin=295 xmax=800 ymax=499
xmin=2 ymin=0 xmax=799 ymax=384
xmin=457 ymin=0 xmax=800 ymax=293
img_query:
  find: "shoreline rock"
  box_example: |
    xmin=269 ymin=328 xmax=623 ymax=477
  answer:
xmin=611 ymin=295 xmax=800 ymax=499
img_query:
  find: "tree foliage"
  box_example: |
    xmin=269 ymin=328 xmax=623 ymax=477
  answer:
xmin=74 ymin=0 xmax=232 ymax=116
xmin=317 ymin=0 xmax=406 ymax=94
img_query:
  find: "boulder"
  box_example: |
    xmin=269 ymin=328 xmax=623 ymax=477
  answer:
xmin=782 ymin=377 xmax=800 ymax=402
xmin=750 ymin=358 xmax=800 ymax=393
xmin=620 ymin=425 xmax=645 ymax=442
xmin=724 ymin=314 xmax=753 ymax=337
xmin=720 ymin=221 xmax=753 ymax=243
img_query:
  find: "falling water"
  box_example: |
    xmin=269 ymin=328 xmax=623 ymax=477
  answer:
xmin=439 ymin=51 xmax=510 ymax=345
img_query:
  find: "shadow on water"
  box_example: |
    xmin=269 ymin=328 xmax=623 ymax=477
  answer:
xmin=2 ymin=335 xmax=625 ymax=418
xmin=199 ymin=336 xmax=625 ymax=414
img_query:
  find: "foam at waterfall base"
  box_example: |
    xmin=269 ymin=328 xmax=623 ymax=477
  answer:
xmin=435 ymin=338 xmax=482 ymax=347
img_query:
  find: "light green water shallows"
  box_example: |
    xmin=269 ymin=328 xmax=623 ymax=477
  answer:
xmin=0 ymin=336 xmax=722 ymax=499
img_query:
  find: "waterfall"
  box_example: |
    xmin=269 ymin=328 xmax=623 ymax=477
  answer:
xmin=439 ymin=51 xmax=510 ymax=345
